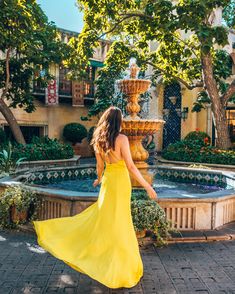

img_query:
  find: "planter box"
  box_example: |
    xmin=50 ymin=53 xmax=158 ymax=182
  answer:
xmin=11 ymin=206 xmax=28 ymax=223
xmin=72 ymin=138 xmax=94 ymax=158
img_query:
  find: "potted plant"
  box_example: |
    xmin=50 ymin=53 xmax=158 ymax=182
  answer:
xmin=0 ymin=185 xmax=41 ymax=228
xmin=131 ymin=199 xmax=174 ymax=245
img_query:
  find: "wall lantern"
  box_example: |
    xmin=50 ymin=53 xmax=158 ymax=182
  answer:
xmin=169 ymin=96 xmax=178 ymax=105
xmin=181 ymin=107 xmax=189 ymax=121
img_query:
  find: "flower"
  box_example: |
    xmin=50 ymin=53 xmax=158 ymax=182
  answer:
xmin=195 ymin=128 xmax=200 ymax=132
xmin=204 ymin=137 xmax=209 ymax=145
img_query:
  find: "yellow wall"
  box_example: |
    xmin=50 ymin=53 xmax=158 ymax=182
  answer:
xmin=181 ymin=87 xmax=208 ymax=138
xmin=181 ymin=87 xmax=198 ymax=138
xmin=0 ymin=101 xmax=98 ymax=141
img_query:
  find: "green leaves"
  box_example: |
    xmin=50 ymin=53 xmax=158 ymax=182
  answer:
xmin=223 ymin=0 xmax=235 ymax=28
xmin=0 ymin=0 xmax=70 ymax=112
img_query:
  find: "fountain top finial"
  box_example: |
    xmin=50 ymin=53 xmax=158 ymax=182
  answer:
xmin=129 ymin=58 xmax=140 ymax=79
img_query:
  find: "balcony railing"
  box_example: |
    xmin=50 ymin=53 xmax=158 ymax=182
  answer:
xmin=58 ymin=79 xmax=72 ymax=97
xmin=84 ymin=80 xmax=95 ymax=98
xmin=33 ymin=81 xmax=45 ymax=94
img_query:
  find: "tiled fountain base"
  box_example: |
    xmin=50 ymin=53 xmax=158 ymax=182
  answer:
xmin=34 ymin=192 xmax=235 ymax=230
xmin=1 ymin=164 xmax=235 ymax=231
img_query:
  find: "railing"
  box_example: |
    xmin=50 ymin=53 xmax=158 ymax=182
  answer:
xmin=33 ymin=81 xmax=45 ymax=94
xmin=84 ymin=80 xmax=95 ymax=98
xmin=58 ymin=79 xmax=72 ymax=97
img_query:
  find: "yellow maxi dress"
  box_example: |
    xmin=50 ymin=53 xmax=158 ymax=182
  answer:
xmin=33 ymin=159 xmax=143 ymax=289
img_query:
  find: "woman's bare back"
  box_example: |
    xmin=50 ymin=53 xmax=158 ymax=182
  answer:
xmin=102 ymin=134 xmax=124 ymax=164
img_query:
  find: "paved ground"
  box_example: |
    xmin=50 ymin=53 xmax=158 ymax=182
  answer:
xmin=0 ymin=231 xmax=235 ymax=294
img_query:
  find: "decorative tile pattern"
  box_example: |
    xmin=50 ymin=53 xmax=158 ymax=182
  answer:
xmin=154 ymin=167 xmax=230 ymax=188
xmin=26 ymin=167 xmax=97 ymax=185
xmin=24 ymin=166 xmax=234 ymax=190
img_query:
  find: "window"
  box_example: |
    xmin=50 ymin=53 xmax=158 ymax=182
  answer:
xmin=227 ymin=108 xmax=235 ymax=142
xmin=59 ymin=66 xmax=72 ymax=96
xmin=4 ymin=126 xmax=46 ymax=144
xmin=84 ymin=66 xmax=96 ymax=99
xmin=33 ymin=70 xmax=46 ymax=94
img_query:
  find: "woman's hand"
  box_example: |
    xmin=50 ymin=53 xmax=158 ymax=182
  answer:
xmin=93 ymin=179 xmax=101 ymax=187
xmin=145 ymin=185 xmax=158 ymax=200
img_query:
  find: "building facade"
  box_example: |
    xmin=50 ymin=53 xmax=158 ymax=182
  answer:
xmin=147 ymin=9 xmax=235 ymax=151
xmin=0 ymin=28 xmax=110 ymax=143
xmin=1 ymin=19 xmax=235 ymax=151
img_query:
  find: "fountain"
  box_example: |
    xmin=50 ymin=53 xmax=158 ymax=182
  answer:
xmin=117 ymin=59 xmax=165 ymax=187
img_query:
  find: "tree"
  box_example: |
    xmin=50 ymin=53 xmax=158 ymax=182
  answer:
xmin=223 ymin=0 xmax=235 ymax=28
xmin=70 ymin=0 xmax=235 ymax=149
xmin=0 ymin=0 xmax=70 ymax=144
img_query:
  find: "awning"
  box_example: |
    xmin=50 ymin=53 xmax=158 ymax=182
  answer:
xmin=89 ymin=60 xmax=104 ymax=68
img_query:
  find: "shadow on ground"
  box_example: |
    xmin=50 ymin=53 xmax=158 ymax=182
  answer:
xmin=0 ymin=230 xmax=235 ymax=293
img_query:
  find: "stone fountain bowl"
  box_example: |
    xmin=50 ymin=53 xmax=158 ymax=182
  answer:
xmin=122 ymin=119 xmax=165 ymax=136
xmin=117 ymin=79 xmax=151 ymax=95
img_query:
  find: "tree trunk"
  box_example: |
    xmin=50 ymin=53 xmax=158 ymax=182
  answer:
xmin=0 ymin=98 xmax=26 ymax=144
xmin=201 ymin=53 xmax=232 ymax=149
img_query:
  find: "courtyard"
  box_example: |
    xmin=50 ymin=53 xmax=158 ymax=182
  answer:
xmin=1 ymin=0 xmax=235 ymax=293
xmin=0 ymin=230 xmax=235 ymax=294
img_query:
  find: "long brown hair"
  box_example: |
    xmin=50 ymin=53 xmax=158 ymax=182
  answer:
xmin=91 ymin=106 xmax=122 ymax=154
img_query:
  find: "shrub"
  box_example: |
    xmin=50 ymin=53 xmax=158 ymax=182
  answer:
xmin=162 ymin=140 xmax=235 ymax=165
xmin=131 ymin=199 xmax=174 ymax=246
xmin=184 ymin=130 xmax=211 ymax=147
xmin=0 ymin=185 xmax=42 ymax=228
xmin=0 ymin=128 xmax=6 ymax=145
xmin=87 ymin=126 xmax=95 ymax=144
xmin=0 ymin=143 xmax=25 ymax=173
xmin=63 ymin=123 xmax=88 ymax=144
xmin=12 ymin=136 xmax=74 ymax=161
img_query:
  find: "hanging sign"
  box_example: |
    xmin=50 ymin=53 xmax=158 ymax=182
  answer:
xmin=72 ymin=81 xmax=84 ymax=107
xmin=45 ymin=79 xmax=58 ymax=105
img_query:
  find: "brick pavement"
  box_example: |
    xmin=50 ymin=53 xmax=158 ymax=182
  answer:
xmin=0 ymin=230 xmax=235 ymax=294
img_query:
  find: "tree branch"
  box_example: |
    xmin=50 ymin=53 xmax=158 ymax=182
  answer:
xmin=147 ymin=61 xmax=203 ymax=90
xmin=98 ymin=15 xmax=139 ymax=39
xmin=1 ymin=48 xmax=11 ymax=100
xmin=221 ymin=79 xmax=235 ymax=105
xmin=118 ymin=13 xmax=154 ymax=20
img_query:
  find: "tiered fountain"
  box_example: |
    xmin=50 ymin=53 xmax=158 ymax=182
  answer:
xmin=117 ymin=60 xmax=165 ymax=187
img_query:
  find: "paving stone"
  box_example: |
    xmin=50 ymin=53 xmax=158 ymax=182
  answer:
xmin=1 ymin=231 xmax=235 ymax=293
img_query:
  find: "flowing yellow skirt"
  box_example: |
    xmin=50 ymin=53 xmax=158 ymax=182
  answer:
xmin=33 ymin=159 xmax=143 ymax=289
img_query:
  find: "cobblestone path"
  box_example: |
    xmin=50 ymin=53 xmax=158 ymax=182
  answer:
xmin=0 ymin=231 xmax=235 ymax=294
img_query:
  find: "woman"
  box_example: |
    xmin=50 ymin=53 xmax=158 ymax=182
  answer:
xmin=33 ymin=106 xmax=157 ymax=289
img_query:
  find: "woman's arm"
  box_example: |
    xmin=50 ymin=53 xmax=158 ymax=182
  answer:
xmin=93 ymin=152 xmax=104 ymax=187
xmin=120 ymin=135 xmax=157 ymax=199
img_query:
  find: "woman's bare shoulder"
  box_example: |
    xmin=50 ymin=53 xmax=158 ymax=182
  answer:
xmin=116 ymin=134 xmax=128 ymax=143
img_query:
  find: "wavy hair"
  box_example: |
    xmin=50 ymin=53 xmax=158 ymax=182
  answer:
xmin=91 ymin=106 xmax=122 ymax=155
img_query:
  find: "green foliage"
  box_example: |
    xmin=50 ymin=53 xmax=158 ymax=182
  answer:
xmin=69 ymin=0 xmax=234 ymax=125
xmin=0 ymin=143 xmax=25 ymax=173
xmin=223 ymin=0 xmax=235 ymax=28
xmin=131 ymin=189 xmax=149 ymax=201
xmin=87 ymin=126 xmax=96 ymax=144
xmin=12 ymin=137 xmax=74 ymax=161
xmin=162 ymin=140 xmax=235 ymax=165
xmin=0 ymin=185 xmax=42 ymax=228
xmin=184 ymin=130 xmax=211 ymax=147
xmin=0 ymin=0 xmax=71 ymax=112
xmin=0 ymin=129 xmax=6 ymax=144
xmin=131 ymin=199 xmax=173 ymax=245
xmin=63 ymin=123 xmax=88 ymax=144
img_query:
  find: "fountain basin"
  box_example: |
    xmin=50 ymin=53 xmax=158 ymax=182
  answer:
xmin=117 ymin=79 xmax=151 ymax=95
xmin=1 ymin=165 xmax=235 ymax=230
xmin=122 ymin=119 xmax=165 ymax=136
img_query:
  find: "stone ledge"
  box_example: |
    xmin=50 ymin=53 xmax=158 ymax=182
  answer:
xmin=18 ymin=221 xmax=235 ymax=244
xmin=158 ymin=157 xmax=235 ymax=170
